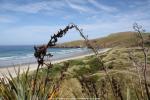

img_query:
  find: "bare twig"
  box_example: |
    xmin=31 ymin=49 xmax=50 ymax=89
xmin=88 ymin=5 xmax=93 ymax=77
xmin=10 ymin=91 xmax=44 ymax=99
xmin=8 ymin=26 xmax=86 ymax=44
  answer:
xmin=128 ymin=50 xmax=144 ymax=98
xmin=133 ymin=23 xmax=150 ymax=99
xmin=72 ymin=24 xmax=117 ymax=99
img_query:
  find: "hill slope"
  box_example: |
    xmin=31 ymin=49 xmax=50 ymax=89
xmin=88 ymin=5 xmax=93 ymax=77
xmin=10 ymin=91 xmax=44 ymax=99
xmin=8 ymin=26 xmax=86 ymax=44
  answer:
xmin=57 ymin=31 xmax=150 ymax=48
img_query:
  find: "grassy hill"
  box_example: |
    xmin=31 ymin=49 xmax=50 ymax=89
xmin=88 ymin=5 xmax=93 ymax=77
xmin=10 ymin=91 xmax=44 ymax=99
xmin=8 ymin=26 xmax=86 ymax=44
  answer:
xmin=57 ymin=31 xmax=150 ymax=48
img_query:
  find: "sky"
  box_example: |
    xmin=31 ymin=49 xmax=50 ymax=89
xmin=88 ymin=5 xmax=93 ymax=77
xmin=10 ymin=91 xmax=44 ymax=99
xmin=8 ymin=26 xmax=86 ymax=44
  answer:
xmin=0 ymin=0 xmax=150 ymax=45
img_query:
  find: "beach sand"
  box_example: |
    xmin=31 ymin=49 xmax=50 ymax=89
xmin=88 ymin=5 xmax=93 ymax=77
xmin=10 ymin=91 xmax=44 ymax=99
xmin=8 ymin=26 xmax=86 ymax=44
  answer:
xmin=0 ymin=48 xmax=110 ymax=78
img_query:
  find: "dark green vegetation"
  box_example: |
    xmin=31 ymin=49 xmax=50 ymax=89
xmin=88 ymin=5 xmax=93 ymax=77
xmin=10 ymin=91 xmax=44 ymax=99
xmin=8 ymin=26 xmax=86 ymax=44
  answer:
xmin=57 ymin=31 xmax=150 ymax=48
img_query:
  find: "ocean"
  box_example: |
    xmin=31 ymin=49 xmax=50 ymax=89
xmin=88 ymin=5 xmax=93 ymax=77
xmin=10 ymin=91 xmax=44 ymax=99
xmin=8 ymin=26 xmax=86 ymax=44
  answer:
xmin=0 ymin=45 xmax=91 ymax=67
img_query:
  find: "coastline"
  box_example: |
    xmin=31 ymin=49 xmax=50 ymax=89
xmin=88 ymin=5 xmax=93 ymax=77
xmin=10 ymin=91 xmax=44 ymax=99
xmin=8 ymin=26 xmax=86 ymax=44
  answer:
xmin=0 ymin=48 xmax=110 ymax=78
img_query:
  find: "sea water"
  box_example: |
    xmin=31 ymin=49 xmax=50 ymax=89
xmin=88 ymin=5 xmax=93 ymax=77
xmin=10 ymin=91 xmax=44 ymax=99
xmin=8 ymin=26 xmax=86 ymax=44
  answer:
xmin=0 ymin=45 xmax=91 ymax=67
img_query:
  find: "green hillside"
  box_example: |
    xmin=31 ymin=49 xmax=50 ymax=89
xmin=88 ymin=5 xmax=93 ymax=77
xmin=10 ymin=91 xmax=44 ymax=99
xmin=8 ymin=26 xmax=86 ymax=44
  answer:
xmin=57 ymin=31 xmax=150 ymax=48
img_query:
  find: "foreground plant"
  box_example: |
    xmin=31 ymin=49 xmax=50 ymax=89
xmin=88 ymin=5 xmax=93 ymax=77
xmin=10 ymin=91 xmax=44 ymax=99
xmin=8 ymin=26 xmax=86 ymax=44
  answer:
xmin=0 ymin=23 xmax=94 ymax=99
xmin=0 ymin=24 xmax=75 ymax=100
xmin=128 ymin=23 xmax=150 ymax=99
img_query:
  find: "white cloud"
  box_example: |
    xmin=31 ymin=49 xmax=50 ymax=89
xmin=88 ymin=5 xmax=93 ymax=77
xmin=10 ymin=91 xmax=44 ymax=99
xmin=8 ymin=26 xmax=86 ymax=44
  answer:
xmin=0 ymin=1 xmax=66 ymax=14
xmin=66 ymin=0 xmax=97 ymax=13
xmin=66 ymin=0 xmax=118 ymax=14
xmin=1 ymin=15 xmax=150 ymax=45
xmin=67 ymin=2 xmax=87 ymax=12
xmin=78 ymin=13 xmax=150 ymax=39
xmin=88 ymin=0 xmax=118 ymax=12
xmin=0 ymin=0 xmax=118 ymax=16
xmin=0 ymin=0 xmax=150 ymax=45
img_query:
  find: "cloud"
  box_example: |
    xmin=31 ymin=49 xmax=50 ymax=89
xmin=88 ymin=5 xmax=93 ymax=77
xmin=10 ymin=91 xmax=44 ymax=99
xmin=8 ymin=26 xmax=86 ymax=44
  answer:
xmin=1 ymin=15 xmax=150 ymax=45
xmin=67 ymin=1 xmax=88 ymax=12
xmin=66 ymin=0 xmax=118 ymax=14
xmin=88 ymin=0 xmax=118 ymax=12
xmin=66 ymin=0 xmax=97 ymax=13
xmin=0 ymin=0 xmax=118 ymax=16
xmin=79 ymin=14 xmax=150 ymax=39
xmin=0 ymin=0 xmax=150 ymax=45
xmin=0 ymin=1 xmax=66 ymax=14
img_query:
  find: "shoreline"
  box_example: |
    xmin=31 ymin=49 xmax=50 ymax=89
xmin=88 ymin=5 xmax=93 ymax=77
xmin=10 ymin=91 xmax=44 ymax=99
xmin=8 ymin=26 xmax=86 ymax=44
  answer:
xmin=0 ymin=48 xmax=110 ymax=78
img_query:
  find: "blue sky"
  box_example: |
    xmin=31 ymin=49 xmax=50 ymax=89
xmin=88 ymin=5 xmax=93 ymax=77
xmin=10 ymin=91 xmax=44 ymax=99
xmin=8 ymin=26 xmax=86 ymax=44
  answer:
xmin=0 ymin=0 xmax=150 ymax=45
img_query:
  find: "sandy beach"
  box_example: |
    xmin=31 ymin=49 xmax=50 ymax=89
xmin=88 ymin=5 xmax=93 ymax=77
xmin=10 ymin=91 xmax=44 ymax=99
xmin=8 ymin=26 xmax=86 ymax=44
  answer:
xmin=0 ymin=48 xmax=110 ymax=78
